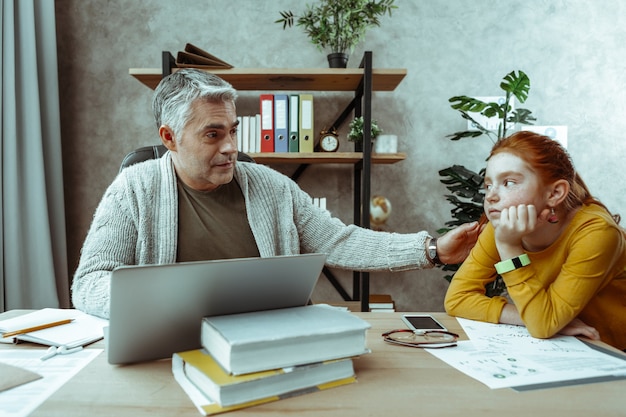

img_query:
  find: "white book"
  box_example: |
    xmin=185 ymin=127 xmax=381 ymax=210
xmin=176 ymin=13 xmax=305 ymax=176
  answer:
xmin=248 ymin=115 xmax=256 ymax=154
xmin=236 ymin=116 xmax=242 ymax=151
xmin=201 ymin=304 xmax=371 ymax=375
xmin=241 ymin=116 xmax=250 ymax=153
xmin=255 ymin=114 xmax=261 ymax=152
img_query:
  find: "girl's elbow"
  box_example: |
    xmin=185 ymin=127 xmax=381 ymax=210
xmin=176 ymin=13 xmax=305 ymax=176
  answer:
xmin=443 ymin=295 xmax=460 ymax=316
xmin=524 ymin=323 xmax=558 ymax=339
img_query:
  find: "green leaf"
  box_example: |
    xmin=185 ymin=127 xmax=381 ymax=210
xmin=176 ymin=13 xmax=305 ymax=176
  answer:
xmin=446 ymin=130 xmax=484 ymax=141
xmin=438 ymin=164 xmax=484 ymax=184
xmin=482 ymin=101 xmax=506 ymax=119
xmin=449 ymin=96 xmax=488 ymax=113
xmin=275 ymin=11 xmax=295 ymax=29
xmin=438 ymin=165 xmax=485 ymax=227
xmin=500 ymin=70 xmax=530 ymax=103
xmin=507 ymin=108 xmax=536 ymax=125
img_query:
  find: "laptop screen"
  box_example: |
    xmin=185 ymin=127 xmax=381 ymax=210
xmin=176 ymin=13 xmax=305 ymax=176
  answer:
xmin=106 ymin=254 xmax=326 ymax=364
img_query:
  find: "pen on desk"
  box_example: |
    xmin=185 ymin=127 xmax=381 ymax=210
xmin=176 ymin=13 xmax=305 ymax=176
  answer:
xmin=40 ymin=345 xmax=84 ymax=361
xmin=1 ymin=318 xmax=74 ymax=338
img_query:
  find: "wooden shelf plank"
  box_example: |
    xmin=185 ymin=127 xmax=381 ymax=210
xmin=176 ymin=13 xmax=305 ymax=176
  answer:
xmin=247 ymin=152 xmax=406 ymax=165
xmin=129 ymin=68 xmax=407 ymax=91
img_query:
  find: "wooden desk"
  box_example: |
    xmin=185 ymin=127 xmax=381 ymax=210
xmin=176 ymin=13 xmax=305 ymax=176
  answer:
xmin=2 ymin=311 xmax=625 ymax=416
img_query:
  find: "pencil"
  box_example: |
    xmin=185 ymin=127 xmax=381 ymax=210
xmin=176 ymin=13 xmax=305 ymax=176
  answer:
xmin=2 ymin=318 xmax=74 ymax=338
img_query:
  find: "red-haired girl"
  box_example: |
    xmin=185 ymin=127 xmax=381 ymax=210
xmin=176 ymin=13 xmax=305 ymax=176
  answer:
xmin=445 ymin=131 xmax=626 ymax=350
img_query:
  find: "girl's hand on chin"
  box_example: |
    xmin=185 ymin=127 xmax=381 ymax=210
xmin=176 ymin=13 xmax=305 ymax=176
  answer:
xmin=495 ymin=204 xmax=538 ymax=245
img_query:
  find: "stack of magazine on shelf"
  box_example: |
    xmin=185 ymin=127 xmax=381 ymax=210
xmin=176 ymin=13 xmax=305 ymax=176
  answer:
xmin=175 ymin=43 xmax=233 ymax=69
xmin=172 ymin=304 xmax=371 ymax=416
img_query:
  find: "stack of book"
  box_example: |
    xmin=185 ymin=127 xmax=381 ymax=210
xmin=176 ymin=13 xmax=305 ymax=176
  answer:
xmin=368 ymin=294 xmax=396 ymax=313
xmin=172 ymin=304 xmax=371 ymax=415
xmin=237 ymin=114 xmax=260 ymax=153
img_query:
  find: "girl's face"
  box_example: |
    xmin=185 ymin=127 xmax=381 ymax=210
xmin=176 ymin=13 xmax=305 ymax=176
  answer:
xmin=483 ymin=152 xmax=548 ymax=226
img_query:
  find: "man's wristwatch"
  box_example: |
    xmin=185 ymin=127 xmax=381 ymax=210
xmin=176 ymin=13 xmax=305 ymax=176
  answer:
xmin=426 ymin=236 xmax=442 ymax=266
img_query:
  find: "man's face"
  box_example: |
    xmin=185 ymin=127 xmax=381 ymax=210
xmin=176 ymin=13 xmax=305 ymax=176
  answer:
xmin=164 ymin=99 xmax=239 ymax=191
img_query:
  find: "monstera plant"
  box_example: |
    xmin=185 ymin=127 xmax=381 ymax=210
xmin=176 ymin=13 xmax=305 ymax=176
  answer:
xmin=438 ymin=70 xmax=536 ymax=294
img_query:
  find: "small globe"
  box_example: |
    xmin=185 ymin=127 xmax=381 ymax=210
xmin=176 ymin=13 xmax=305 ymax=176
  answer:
xmin=370 ymin=195 xmax=392 ymax=226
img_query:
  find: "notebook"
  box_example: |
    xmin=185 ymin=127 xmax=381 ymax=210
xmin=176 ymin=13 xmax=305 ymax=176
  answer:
xmin=0 ymin=308 xmax=108 ymax=348
xmin=106 ymin=254 xmax=326 ymax=365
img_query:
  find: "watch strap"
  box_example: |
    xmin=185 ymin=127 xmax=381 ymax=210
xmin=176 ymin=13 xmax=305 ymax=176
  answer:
xmin=495 ymin=254 xmax=531 ymax=274
xmin=426 ymin=236 xmax=442 ymax=266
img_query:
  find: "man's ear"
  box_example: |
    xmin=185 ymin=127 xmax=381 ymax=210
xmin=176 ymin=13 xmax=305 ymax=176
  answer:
xmin=159 ymin=125 xmax=177 ymax=151
xmin=548 ymin=179 xmax=570 ymax=206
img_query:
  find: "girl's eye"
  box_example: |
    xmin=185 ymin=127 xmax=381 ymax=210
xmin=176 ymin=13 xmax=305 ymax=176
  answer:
xmin=484 ymin=183 xmax=492 ymax=190
xmin=504 ymin=180 xmax=515 ymax=187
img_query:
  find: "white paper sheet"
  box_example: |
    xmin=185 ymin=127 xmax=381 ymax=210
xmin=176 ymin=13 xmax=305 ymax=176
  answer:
xmin=0 ymin=348 xmax=102 ymax=417
xmin=427 ymin=318 xmax=626 ymax=389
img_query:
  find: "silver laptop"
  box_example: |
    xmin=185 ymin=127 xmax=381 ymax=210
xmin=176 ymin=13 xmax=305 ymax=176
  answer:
xmin=107 ymin=253 xmax=326 ymax=364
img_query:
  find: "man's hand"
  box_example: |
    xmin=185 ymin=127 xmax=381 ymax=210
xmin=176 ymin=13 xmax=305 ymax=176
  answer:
xmin=436 ymin=221 xmax=482 ymax=265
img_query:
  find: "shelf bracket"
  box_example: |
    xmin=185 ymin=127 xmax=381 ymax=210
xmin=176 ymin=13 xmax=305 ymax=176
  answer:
xmin=330 ymin=96 xmax=358 ymax=131
xmin=162 ymin=51 xmax=176 ymax=77
xmin=290 ymin=164 xmax=309 ymax=182
xmin=356 ymin=51 xmax=374 ymax=312
xmin=322 ymin=267 xmax=353 ymax=301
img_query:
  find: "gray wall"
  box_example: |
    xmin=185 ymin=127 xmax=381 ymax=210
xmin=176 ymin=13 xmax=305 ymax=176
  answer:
xmin=55 ymin=0 xmax=626 ymax=312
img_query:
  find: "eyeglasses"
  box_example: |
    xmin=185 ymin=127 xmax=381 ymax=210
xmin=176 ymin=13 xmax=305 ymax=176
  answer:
xmin=382 ymin=329 xmax=459 ymax=348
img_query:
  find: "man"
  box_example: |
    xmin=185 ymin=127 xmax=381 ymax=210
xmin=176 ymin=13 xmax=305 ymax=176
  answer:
xmin=72 ymin=69 xmax=480 ymax=319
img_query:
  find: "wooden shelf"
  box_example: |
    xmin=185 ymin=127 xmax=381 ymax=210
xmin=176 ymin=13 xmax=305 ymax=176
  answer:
xmin=248 ymin=152 xmax=406 ymax=165
xmin=129 ymin=67 xmax=407 ymax=91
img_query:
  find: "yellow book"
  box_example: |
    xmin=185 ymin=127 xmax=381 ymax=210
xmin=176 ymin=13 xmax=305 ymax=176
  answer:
xmin=173 ymin=349 xmax=356 ymax=415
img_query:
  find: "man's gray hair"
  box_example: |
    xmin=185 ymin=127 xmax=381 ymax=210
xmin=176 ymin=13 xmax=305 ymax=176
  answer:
xmin=152 ymin=69 xmax=238 ymax=138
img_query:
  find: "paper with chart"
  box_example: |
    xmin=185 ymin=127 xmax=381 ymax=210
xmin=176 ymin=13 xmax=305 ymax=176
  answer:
xmin=427 ymin=318 xmax=626 ymax=389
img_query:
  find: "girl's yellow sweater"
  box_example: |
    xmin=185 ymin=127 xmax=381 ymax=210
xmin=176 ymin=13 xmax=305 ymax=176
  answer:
xmin=445 ymin=204 xmax=626 ymax=350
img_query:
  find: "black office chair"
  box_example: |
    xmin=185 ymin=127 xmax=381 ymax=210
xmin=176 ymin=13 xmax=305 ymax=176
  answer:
xmin=119 ymin=144 xmax=255 ymax=173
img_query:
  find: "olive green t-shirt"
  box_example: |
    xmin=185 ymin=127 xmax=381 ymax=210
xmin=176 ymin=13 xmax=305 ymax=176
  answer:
xmin=176 ymin=178 xmax=260 ymax=262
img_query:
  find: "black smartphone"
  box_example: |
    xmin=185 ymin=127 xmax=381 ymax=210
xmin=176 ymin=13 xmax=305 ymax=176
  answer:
xmin=401 ymin=314 xmax=447 ymax=334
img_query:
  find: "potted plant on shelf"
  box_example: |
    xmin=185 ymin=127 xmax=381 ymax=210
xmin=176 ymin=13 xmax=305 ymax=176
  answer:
xmin=276 ymin=0 xmax=397 ymax=68
xmin=347 ymin=116 xmax=382 ymax=145
xmin=438 ymin=70 xmax=536 ymax=296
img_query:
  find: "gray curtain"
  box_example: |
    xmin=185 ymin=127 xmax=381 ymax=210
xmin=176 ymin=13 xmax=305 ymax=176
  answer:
xmin=1 ymin=0 xmax=69 ymax=311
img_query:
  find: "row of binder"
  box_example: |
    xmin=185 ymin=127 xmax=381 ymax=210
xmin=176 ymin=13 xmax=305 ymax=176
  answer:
xmin=239 ymin=94 xmax=314 ymax=153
